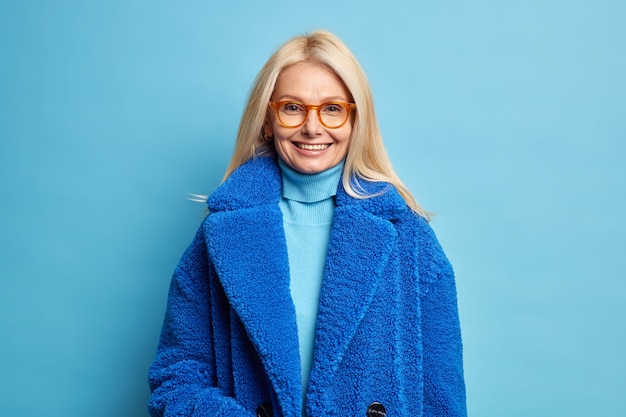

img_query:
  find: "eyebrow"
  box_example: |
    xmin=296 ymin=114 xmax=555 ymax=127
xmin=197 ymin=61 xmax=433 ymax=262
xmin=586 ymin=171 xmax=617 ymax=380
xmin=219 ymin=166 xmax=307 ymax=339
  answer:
xmin=274 ymin=94 xmax=350 ymax=103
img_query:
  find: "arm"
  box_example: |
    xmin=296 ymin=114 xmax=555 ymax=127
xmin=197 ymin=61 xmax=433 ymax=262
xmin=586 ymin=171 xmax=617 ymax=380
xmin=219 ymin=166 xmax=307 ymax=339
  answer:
xmin=416 ymin=219 xmax=467 ymax=417
xmin=148 ymin=225 xmax=254 ymax=417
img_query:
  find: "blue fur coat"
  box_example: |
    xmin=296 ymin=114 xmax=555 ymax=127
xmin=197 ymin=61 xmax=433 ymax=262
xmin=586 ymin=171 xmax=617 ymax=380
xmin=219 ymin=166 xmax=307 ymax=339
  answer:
xmin=148 ymin=156 xmax=466 ymax=417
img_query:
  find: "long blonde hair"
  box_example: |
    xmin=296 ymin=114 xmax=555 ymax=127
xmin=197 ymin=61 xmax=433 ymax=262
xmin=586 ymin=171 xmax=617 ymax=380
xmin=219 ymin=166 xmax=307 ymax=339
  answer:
xmin=223 ymin=30 xmax=429 ymax=219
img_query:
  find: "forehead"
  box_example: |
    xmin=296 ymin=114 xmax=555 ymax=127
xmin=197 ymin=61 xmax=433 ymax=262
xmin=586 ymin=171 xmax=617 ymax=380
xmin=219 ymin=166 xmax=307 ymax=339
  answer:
xmin=273 ymin=62 xmax=350 ymax=100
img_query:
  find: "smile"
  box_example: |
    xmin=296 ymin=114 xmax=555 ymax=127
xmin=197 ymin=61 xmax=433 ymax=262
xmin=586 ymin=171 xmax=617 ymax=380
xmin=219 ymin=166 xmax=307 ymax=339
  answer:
xmin=295 ymin=143 xmax=331 ymax=151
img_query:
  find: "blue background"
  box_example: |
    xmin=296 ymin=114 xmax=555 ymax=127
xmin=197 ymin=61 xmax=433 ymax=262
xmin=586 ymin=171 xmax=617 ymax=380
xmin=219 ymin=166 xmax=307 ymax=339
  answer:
xmin=1 ymin=1 xmax=624 ymax=416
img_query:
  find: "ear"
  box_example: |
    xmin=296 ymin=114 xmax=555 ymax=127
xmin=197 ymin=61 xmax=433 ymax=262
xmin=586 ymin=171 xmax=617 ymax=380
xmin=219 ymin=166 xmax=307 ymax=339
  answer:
xmin=263 ymin=112 xmax=273 ymax=138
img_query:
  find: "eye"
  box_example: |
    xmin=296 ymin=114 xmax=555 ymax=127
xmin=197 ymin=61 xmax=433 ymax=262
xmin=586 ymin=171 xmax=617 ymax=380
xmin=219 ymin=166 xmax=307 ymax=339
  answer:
xmin=321 ymin=103 xmax=346 ymax=114
xmin=281 ymin=102 xmax=305 ymax=114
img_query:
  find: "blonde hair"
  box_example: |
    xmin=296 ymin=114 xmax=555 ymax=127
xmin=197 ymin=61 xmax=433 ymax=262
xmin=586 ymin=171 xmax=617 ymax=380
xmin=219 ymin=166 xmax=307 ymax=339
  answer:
xmin=223 ymin=30 xmax=429 ymax=219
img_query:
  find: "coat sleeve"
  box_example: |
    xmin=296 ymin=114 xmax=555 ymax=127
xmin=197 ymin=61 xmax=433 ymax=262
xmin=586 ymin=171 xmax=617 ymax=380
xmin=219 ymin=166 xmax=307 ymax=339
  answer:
xmin=416 ymin=218 xmax=467 ymax=417
xmin=148 ymin=224 xmax=255 ymax=417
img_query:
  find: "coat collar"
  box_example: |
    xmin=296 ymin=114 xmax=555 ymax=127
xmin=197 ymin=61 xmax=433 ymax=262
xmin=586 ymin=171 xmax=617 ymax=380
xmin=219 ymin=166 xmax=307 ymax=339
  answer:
xmin=208 ymin=155 xmax=409 ymax=219
xmin=205 ymin=156 xmax=408 ymax=416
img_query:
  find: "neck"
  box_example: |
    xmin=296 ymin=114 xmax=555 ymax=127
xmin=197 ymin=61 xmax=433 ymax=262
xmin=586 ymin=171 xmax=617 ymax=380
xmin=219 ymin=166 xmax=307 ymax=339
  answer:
xmin=278 ymin=158 xmax=344 ymax=204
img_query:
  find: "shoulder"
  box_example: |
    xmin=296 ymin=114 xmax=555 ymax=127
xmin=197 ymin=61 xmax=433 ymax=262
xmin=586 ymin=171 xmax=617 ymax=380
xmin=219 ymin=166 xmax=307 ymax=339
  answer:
xmin=207 ymin=156 xmax=282 ymax=212
xmin=413 ymin=216 xmax=454 ymax=286
xmin=335 ymin=178 xmax=414 ymax=221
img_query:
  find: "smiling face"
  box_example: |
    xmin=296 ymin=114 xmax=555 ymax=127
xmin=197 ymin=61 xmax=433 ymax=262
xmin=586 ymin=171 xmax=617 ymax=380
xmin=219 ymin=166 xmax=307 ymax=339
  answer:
xmin=264 ymin=62 xmax=354 ymax=174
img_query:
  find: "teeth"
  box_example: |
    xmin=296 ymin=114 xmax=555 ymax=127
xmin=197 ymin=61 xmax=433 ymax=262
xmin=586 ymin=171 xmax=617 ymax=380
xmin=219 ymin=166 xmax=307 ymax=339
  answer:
xmin=297 ymin=143 xmax=330 ymax=151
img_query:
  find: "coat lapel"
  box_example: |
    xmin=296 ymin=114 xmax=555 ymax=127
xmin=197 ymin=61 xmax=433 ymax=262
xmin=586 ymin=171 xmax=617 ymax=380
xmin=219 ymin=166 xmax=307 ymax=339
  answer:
xmin=204 ymin=156 xmax=302 ymax=416
xmin=309 ymin=181 xmax=405 ymax=387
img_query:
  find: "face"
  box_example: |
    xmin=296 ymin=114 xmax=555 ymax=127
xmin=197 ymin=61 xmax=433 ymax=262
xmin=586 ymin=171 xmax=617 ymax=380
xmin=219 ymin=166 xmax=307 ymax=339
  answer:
xmin=264 ymin=62 xmax=353 ymax=174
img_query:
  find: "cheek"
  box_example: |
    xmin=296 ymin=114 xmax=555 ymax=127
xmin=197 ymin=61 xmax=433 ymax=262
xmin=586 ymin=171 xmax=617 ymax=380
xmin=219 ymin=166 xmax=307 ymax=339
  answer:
xmin=273 ymin=130 xmax=295 ymax=156
xmin=337 ymin=127 xmax=353 ymax=145
xmin=273 ymin=126 xmax=294 ymax=143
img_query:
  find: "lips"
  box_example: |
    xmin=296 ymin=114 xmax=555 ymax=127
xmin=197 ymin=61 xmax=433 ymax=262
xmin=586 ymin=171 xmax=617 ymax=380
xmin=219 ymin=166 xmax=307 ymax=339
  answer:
xmin=295 ymin=143 xmax=331 ymax=151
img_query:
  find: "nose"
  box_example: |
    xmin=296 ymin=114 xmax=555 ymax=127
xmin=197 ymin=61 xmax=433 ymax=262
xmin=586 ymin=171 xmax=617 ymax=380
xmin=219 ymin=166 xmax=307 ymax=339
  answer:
xmin=301 ymin=108 xmax=323 ymax=136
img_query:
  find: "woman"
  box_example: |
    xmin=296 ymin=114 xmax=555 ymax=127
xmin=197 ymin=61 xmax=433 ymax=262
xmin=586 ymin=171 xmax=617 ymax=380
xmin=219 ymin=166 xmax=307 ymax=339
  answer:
xmin=148 ymin=30 xmax=466 ymax=417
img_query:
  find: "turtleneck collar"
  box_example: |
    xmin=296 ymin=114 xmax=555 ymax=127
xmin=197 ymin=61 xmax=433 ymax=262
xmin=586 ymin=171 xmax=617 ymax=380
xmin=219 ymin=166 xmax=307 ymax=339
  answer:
xmin=278 ymin=158 xmax=344 ymax=204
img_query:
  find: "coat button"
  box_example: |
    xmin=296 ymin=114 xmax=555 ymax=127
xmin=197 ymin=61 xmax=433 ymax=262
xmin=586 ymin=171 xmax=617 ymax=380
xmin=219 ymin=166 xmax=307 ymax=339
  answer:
xmin=367 ymin=402 xmax=386 ymax=417
xmin=256 ymin=402 xmax=272 ymax=417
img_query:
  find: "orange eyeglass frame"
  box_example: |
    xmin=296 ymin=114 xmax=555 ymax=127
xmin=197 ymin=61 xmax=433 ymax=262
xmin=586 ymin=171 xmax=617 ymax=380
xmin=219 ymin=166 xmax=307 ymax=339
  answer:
xmin=268 ymin=101 xmax=356 ymax=129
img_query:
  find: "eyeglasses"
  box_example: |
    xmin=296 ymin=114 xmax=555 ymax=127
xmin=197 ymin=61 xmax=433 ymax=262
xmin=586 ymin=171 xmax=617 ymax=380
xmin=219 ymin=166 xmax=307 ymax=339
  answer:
xmin=268 ymin=101 xmax=356 ymax=129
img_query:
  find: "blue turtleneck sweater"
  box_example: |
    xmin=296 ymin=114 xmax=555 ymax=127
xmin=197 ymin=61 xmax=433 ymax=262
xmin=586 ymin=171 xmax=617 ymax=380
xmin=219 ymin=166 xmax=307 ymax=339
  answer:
xmin=277 ymin=158 xmax=343 ymax=413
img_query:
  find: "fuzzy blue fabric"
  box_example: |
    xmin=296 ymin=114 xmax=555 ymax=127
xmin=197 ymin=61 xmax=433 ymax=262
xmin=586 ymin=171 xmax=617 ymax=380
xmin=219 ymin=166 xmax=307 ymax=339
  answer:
xmin=148 ymin=155 xmax=467 ymax=417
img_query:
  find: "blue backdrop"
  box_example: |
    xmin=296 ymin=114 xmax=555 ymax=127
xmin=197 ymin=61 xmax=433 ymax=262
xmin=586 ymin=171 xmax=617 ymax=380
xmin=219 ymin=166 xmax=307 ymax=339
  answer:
xmin=1 ymin=1 xmax=624 ymax=416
